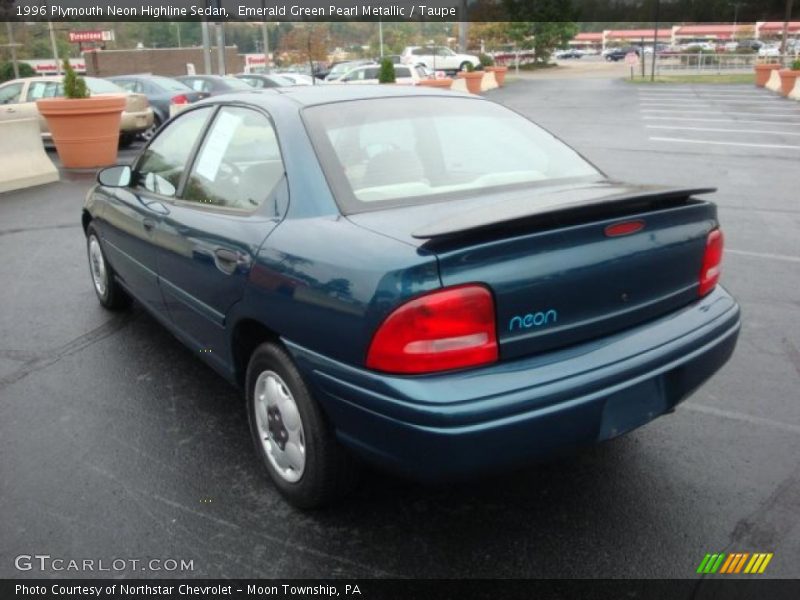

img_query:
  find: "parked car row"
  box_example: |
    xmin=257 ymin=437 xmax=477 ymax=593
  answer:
xmin=0 ymin=69 xmax=325 ymax=147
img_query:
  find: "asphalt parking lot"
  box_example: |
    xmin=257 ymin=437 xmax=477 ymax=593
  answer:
xmin=1 ymin=77 xmax=799 ymax=580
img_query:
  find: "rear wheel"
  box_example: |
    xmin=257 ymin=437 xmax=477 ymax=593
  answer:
xmin=246 ymin=342 xmax=358 ymax=508
xmin=459 ymin=61 xmax=472 ymax=71
xmin=86 ymin=224 xmax=131 ymax=310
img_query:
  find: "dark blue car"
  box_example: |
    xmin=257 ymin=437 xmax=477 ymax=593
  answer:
xmin=83 ymin=86 xmax=740 ymax=508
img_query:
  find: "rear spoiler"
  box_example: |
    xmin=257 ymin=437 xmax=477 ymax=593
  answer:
xmin=411 ymin=186 xmax=717 ymax=239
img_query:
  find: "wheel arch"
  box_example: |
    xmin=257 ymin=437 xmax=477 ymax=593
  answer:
xmin=230 ymin=318 xmax=281 ymax=388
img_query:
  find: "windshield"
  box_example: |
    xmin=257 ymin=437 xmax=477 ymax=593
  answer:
xmin=304 ymin=97 xmax=600 ymax=213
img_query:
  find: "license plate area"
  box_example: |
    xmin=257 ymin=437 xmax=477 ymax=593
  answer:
xmin=597 ymin=378 xmax=667 ymax=441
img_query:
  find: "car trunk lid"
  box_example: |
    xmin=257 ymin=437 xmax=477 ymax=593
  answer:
xmin=349 ymin=182 xmax=718 ymax=360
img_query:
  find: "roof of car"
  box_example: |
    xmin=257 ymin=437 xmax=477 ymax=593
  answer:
xmin=237 ymin=84 xmax=475 ymax=108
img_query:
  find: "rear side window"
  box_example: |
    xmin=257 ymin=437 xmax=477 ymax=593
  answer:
xmin=304 ymin=97 xmax=599 ymax=213
xmin=182 ymin=106 xmax=284 ymax=211
xmin=26 ymin=81 xmax=60 ymax=101
xmin=395 ymin=67 xmax=411 ymax=78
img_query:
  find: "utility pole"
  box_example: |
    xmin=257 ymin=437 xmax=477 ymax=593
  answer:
xmin=780 ymin=0 xmax=794 ymax=55
xmin=379 ymin=19 xmax=384 ymax=57
xmin=651 ymin=0 xmax=660 ymax=82
xmin=5 ymin=21 xmax=19 ymax=79
xmin=215 ymin=22 xmax=226 ymax=75
xmin=201 ymin=21 xmax=212 ymax=74
xmin=261 ymin=0 xmax=270 ymax=70
xmin=48 ymin=21 xmax=60 ymax=74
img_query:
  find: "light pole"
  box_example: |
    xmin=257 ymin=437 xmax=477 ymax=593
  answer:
xmin=261 ymin=0 xmax=270 ymax=70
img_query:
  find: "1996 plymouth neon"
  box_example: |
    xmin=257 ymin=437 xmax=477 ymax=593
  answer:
xmin=82 ymin=86 xmax=740 ymax=507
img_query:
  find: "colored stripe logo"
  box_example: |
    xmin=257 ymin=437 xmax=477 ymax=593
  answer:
xmin=697 ymin=552 xmax=773 ymax=574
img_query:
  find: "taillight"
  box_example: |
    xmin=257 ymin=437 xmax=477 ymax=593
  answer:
xmin=171 ymin=94 xmax=190 ymax=105
xmin=366 ymin=284 xmax=498 ymax=374
xmin=698 ymin=228 xmax=723 ymax=297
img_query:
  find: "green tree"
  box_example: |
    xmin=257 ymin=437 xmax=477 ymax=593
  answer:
xmin=378 ymin=58 xmax=396 ymax=83
xmin=504 ymin=0 xmax=579 ymax=63
xmin=0 ymin=61 xmax=35 ymax=82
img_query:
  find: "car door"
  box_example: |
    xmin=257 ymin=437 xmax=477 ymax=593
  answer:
xmin=156 ymin=104 xmax=288 ymax=369
xmin=99 ymin=106 xmax=215 ymax=316
xmin=0 ymin=81 xmax=37 ymax=125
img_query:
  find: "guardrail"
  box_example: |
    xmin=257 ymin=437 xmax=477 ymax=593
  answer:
xmin=653 ymin=53 xmax=799 ymax=74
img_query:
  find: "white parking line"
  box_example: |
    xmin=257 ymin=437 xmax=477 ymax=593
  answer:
xmin=642 ymin=110 xmax=800 ymax=118
xmin=640 ymin=103 xmax=713 ymax=108
xmin=641 ymin=99 xmax=787 ymax=105
xmin=638 ymin=93 xmax=778 ymax=99
xmin=685 ymin=404 xmax=800 ymax=436
xmin=650 ymin=136 xmax=800 ymax=149
xmin=647 ymin=125 xmax=800 ymax=136
xmin=727 ymin=249 xmax=800 ymax=264
xmin=643 ymin=116 xmax=800 ymax=126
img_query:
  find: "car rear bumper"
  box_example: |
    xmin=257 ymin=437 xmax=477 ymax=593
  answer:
xmin=285 ymin=286 xmax=740 ymax=480
xmin=120 ymin=108 xmax=154 ymax=134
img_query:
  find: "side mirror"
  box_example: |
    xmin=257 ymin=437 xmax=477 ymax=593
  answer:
xmin=97 ymin=165 xmax=131 ymax=187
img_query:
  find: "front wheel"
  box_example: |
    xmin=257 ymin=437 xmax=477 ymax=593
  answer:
xmin=86 ymin=224 xmax=131 ymax=310
xmin=246 ymin=342 xmax=359 ymax=508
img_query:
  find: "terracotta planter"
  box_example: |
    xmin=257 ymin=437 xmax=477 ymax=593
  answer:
xmin=418 ymin=78 xmax=454 ymax=89
xmin=457 ymin=71 xmax=484 ymax=94
xmin=754 ymin=63 xmax=781 ymax=87
xmin=778 ymin=69 xmax=800 ymax=97
xmin=485 ymin=66 xmax=508 ymax=86
xmin=36 ymin=95 xmax=126 ymax=168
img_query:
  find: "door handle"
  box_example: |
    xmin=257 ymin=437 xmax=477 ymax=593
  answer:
xmin=143 ymin=218 xmax=156 ymax=232
xmin=213 ymin=248 xmax=250 ymax=275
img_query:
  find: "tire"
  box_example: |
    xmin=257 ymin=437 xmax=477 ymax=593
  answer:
xmin=86 ymin=224 xmax=131 ymax=310
xmin=246 ymin=342 xmax=359 ymax=509
xmin=459 ymin=61 xmax=472 ymax=71
xmin=139 ymin=115 xmax=161 ymax=142
xmin=118 ymin=133 xmax=136 ymax=148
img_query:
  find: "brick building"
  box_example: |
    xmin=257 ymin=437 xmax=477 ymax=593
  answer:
xmin=83 ymin=47 xmax=245 ymax=77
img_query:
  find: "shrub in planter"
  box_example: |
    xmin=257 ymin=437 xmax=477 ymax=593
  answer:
xmin=480 ymin=52 xmax=508 ymax=86
xmin=378 ymin=58 xmax=396 ymax=84
xmin=778 ymin=60 xmax=800 ymax=96
xmin=36 ymin=59 xmax=126 ymax=168
xmin=457 ymin=62 xmax=484 ymax=94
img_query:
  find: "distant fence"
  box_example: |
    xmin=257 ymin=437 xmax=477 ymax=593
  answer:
xmin=653 ymin=54 xmax=799 ymax=74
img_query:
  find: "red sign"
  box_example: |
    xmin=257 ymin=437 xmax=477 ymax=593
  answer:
xmin=625 ymin=52 xmax=640 ymax=66
xmin=68 ymin=30 xmax=113 ymax=43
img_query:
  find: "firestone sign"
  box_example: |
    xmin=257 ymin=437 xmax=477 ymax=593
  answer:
xmin=68 ymin=30 xmax=114 ymax=43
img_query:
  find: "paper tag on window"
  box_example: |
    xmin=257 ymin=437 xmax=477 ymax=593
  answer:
xmin=194 ymin=111 xmax=242 ymax=182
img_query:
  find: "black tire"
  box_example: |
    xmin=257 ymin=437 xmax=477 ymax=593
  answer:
xmin=118 ymin=133 xmax=136 ymax=148
xmin=86 ymin=223 xmax=131 ymax=310
xmin=246 ymin=342 xmax=358 ymax=509
xmin=459 ymin=61 xmax=472 ymax=71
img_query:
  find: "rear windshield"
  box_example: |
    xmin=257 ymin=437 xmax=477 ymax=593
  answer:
xmin=86 ymin=78 xmax=126 ymax=94
xmin=303 ymin=97 xmax=600 ymax=213
xmin=151 ymin=76 xmax=192 ymax=91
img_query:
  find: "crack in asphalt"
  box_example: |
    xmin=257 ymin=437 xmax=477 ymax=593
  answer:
xmin=0 ymin=309 xmax=141 ymax=390
xmin=0 ymin=223 xmax=82 ymax=237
